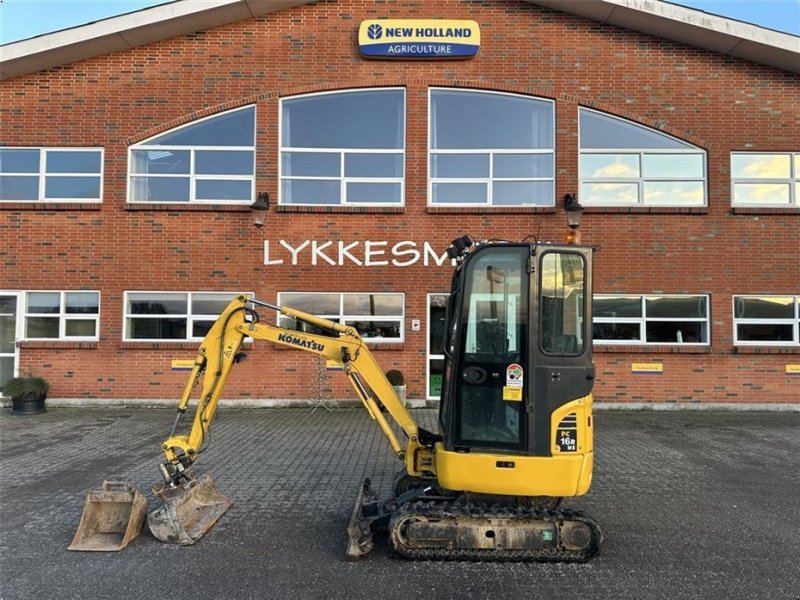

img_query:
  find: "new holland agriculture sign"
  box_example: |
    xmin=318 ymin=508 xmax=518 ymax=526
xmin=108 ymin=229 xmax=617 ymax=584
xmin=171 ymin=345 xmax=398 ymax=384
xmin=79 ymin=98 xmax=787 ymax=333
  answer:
xmin=359 ymin=19 xmax=480 ymax=59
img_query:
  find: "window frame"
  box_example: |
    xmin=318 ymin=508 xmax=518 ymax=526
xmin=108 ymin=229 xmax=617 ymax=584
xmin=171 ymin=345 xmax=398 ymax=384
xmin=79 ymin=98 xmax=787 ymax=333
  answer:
xmin=127 ymin=106 xmax=256 ymax=205
xmin=22 ymin=291 xmax=100 ymax=341
xmin=0 ymin=147 xmax=104 ymax=203
xmin=279 ymin=88 xmax=406 ymax=207
xmin=428 ymin=88 xmax=556 ymax=207
xmin=593 ymin=293 xmax=710 ymax=346
xmin=122 ymin=291 xmax=252 ymax=342
xmin=730 ymin=152 xmax=799 ymax=207
xmin=578 ymin=108 xmax=707 ymax=207
xmin=732 ymin=295 xmax=800 ymax=346
xmin=277 ymin=291 xmax=405 ymax=343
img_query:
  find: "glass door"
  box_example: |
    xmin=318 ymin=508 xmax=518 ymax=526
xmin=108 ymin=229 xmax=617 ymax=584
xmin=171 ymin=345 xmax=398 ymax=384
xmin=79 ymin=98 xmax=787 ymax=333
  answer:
xmin=0 ymin=293 xmax=20 ymax=394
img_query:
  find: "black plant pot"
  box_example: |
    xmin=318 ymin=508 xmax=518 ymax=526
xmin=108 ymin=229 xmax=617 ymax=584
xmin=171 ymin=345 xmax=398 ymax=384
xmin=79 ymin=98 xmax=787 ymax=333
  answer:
xmin=10 ymin=392 xmax=47 ymax=415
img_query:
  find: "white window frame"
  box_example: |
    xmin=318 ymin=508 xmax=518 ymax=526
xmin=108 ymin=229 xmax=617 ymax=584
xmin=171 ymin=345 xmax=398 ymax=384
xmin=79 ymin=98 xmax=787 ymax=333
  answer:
xmin=279 ymin=88 xmax=406 ymax=207
xmin=123 ymin=291 xmax=251 ymax=342
xmin=593 ymin=294 xmax=710 ymax=346
xmin=733 ymin=295 xmax=800 ymax=346
xmin=731 ymin=152 xmax=799 ymax=207
xmin=428 ymin=88 xmax=556 ymax=207
xmin=579 ymin=108 xmax=707 ymax=207
xmin=277 ymin=292 xmax=405 ymax=343
xmin=0 ymin=147 xmax=104 ymax=203
xmin=427 ymin=292 xmax=448 ymax=400
xmin=127 ymin=106 xmax=256 ymax=204
xmin=23 ymin=291 xmax=100 ymax=341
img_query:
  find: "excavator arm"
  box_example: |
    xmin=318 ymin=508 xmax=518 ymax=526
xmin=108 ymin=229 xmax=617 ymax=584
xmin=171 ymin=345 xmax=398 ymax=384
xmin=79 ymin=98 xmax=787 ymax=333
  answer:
xmin=158 ymin=295 xmax=433 ymax=487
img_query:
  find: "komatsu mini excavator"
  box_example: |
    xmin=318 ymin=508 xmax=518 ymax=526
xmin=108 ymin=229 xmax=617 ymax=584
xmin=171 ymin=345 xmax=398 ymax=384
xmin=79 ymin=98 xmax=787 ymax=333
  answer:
xmin=70 ymin=236 xmax=601 ymax=561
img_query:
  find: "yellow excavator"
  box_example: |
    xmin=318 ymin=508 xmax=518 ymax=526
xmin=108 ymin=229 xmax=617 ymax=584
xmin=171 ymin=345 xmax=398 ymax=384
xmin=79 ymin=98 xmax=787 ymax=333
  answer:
xmin=70 ymin=235 xmax=602 ymax=561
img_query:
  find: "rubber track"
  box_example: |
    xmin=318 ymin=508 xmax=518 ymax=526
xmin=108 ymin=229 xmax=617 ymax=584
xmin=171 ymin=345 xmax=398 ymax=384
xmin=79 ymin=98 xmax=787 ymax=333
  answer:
xmin=388 ymin=501 xmax=603 ymax=562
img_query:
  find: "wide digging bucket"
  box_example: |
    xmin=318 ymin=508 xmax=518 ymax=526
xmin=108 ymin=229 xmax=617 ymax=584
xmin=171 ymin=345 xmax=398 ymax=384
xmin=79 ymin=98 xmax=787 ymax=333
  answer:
xmin=68 ymin=481 xmax=148 ymax=551
xmin=147 ymin=474 xmax=231 ymax=545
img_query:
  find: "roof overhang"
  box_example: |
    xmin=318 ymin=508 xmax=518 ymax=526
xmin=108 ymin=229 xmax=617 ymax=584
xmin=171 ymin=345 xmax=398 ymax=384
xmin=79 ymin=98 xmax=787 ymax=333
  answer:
xmin=1 ymin=0 xmax=798 ymax=81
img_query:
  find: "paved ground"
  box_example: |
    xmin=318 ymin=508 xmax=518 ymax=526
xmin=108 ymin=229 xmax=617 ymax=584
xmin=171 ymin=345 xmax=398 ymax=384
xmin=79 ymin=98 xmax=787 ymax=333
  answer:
xmin=0 ymin=407 xmax=798 ymax=600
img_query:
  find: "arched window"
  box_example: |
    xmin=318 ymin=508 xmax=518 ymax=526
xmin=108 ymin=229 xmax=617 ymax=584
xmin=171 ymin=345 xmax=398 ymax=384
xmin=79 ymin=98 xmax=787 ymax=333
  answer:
xmin=128 ymin=106 xmax=256 ymax=203
xmin=579 ymin=109 xmax=706 ymax=206
xmin=280 ymin=89 xmax=405 ymax=206
xmin=429 ymin=89 xmax=555 ymax=206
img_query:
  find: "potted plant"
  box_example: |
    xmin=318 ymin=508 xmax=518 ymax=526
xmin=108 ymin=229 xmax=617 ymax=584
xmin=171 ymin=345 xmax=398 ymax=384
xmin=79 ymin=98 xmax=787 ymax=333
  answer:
xmin=385 ymin=369 xmax=406 ymax=406
xmin=2 ymin=371 xmax=49 ymax=415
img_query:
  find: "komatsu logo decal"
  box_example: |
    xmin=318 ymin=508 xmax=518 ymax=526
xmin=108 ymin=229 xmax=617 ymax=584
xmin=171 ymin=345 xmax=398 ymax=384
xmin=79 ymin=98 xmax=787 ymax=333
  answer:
xmin=359 ymin=19 xmax=480 ymax=59
xmin=277 ymin=333 xmax=325 ymax=352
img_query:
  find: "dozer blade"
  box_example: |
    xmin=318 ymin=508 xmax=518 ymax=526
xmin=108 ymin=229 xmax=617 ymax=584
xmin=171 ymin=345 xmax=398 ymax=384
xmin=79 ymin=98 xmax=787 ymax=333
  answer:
xmin=345 ymin=478 xmax=380 ymax=561
xmin=68 ymin=481 xmax=148 ymax=551
xmin=147 ymin=473 xmax=231 ymax=545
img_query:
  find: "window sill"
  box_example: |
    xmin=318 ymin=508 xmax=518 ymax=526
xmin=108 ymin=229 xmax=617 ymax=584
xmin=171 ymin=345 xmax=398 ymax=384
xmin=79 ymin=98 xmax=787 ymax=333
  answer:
xmin=277 ymin=205 xmax=404 ymax=214
xmin=126 ymin=203 xmax=251 ymax=212
xmin=0 ymin=202 xmax=102 ymax=211
xmin=730 ymin=207 xmax=800 ymax=215
xmin=427 ymin=206 xmax=555 ymax=215
xmin=734 ymin=346 xmax=800 ymax=354
xmin=17 ymin=340 xmax=98 ymax=349
xmin=120 ymin=341 xmax=201 ymax=350
xmin=583 ymin=206 xmax=708 ymax=214
xmin=595 ymin=344 xmax=711 ymax=354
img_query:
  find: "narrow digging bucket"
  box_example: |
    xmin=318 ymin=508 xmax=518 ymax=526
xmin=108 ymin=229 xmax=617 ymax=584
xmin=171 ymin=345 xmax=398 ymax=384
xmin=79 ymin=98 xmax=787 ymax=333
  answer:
xmin=147 ymin=474 xmax=231 ymax=545
xmin=68 ymin=481 xmax=148 ymax=551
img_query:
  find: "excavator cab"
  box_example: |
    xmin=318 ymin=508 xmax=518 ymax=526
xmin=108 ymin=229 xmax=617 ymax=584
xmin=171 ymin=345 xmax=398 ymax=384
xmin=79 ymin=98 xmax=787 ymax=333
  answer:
xmin=435 ymin=238 xmax=595 ymax=498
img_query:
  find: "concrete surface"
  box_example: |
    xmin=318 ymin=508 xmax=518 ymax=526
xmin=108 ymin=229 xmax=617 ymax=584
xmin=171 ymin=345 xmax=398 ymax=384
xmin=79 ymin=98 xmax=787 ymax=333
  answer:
xmin=1 ymin=407 xmax=798 ymax=600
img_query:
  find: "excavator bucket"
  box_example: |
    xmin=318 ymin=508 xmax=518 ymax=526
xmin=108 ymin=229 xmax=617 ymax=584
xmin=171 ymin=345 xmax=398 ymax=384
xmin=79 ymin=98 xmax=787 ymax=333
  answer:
xmin=68 ymin=481 xmax=148 ymax=551
xmin=147 ymin=473 xmax=231 ymax=545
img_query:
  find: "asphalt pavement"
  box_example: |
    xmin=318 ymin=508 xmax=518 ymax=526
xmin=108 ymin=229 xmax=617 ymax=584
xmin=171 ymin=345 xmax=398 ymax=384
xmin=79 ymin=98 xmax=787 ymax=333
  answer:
xmin=1 ymin=407 xmax=798 ymax=600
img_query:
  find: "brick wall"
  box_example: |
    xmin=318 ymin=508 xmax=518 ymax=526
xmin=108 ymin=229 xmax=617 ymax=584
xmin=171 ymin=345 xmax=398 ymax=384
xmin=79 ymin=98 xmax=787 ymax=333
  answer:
xmin=1 ymin=0 xmax=798 ymax=404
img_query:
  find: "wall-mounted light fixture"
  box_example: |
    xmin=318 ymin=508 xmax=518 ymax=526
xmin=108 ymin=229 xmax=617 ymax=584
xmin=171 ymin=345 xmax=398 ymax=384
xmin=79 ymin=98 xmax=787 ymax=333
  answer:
xmin=251 ymin=192 xmax=269 ymax=228
xmin=564 ymin=193 xmax=584 ymax=243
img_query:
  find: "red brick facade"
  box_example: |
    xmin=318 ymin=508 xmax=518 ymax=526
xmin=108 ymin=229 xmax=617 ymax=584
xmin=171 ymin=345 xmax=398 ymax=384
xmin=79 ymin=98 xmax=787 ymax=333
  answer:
xmin=1 ymin=0 xmax=798 ymax=405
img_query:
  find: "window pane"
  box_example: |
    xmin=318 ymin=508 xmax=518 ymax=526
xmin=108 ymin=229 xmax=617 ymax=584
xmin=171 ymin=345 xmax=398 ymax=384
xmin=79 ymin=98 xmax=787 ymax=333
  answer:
xmin=493 ymin=181 xmax=553 ymax=206
xmin=643 ymin=181 xmax=704 ymax=206
xmin=431 ymin=90 xmax=553 ymax=150
xmin=737 ymin=323 xmax=794 ymax=342
xmin=46 ymin=150 xmax=101 ymax=174
xmin=582 ymin=182 xmax=638 ymax=204
xmin=195 ymin=151 xmax=254 ymax=175
xmin=65 ymin=320 xmax=96 ymax=337
xmin=130 ymin=150 xmax=190 ymax=175
xmin=429 ymin=357 xmax=444 ymax=397
xmin=594 ymin=296 xmax=642 ymax=318
xmin=27 ymin=292 xmax=60 ymax=314
xmin=191 ymin=294 xmax=232 ymax=315
xmin=348 ymin=320 xmax=400 ymax=339
xmin=196 ymin=179 xmax=252 ymax=201
xmin=735 ymin=296 xmax=794 ymax=319
xmin=580 ymin=109 xmax=694 ymax=149
xmin=431 ymin=182 xmax=486 ymax=204
xmin=283 ymin=152 xmax=340 ymax=177
xmin=65 ymin=292 xmax=99 ymax=314
xmin=592 ymin=322 xmax=641 ymax=341
xmin=541 ymin=253 xmax=585 ymax=355
xmin=642 ymin=154 xmax=703 ymax=178
xmin=282 ymin=179 xmax=340 ymax=204
xmin=1 ymin=316 xmax=15 ymax=353
xmin=0 ymin=149 xmax=40 ymax=173
xmin=0 ymin=176 xmax=39 ymax=200
xmin=344 ymin=153 xmax=403 ymax=177
xmin=128 ymin=318 xmax=187 ymax=339
xmin=646 ymin=296 xmax=706 ymax=318
xmin=733 ymin=183 xmax=790 ymax=205
xmin=430 ymin=154 xmax=489 ymax=178
xmin=646 ymin=321 xmax=706 ymax=343
xmin=731 ymin=154 xmax=790 ymax=178
xmin=45 ymin=176 xmax=101 ymax=199
xmin=150 ymin=107 xmax=255 ymax=146
xmin=281 ymin=293 xmax=340 ymax=315
xmin=429 ymin=295 xmax=448 ymax=355
xmin=343 ymin=294 xmax=403 ymax=315
xmin=282 ymin=90 xmax=404 ymax=149
xmin=494 ymin=153 xmax=553 ymax=178
xmin=346 ymin=182 xmax=401 ymax=204
xmin=130 ymin=177 xmax=190 ymax=202
xmin=128 ymin=293 xmax=187 ymax=315
xmin=580 ymin=154 xmax=639 ymax=178
xmin=26 ymin=317 xmax=59 ymax=338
